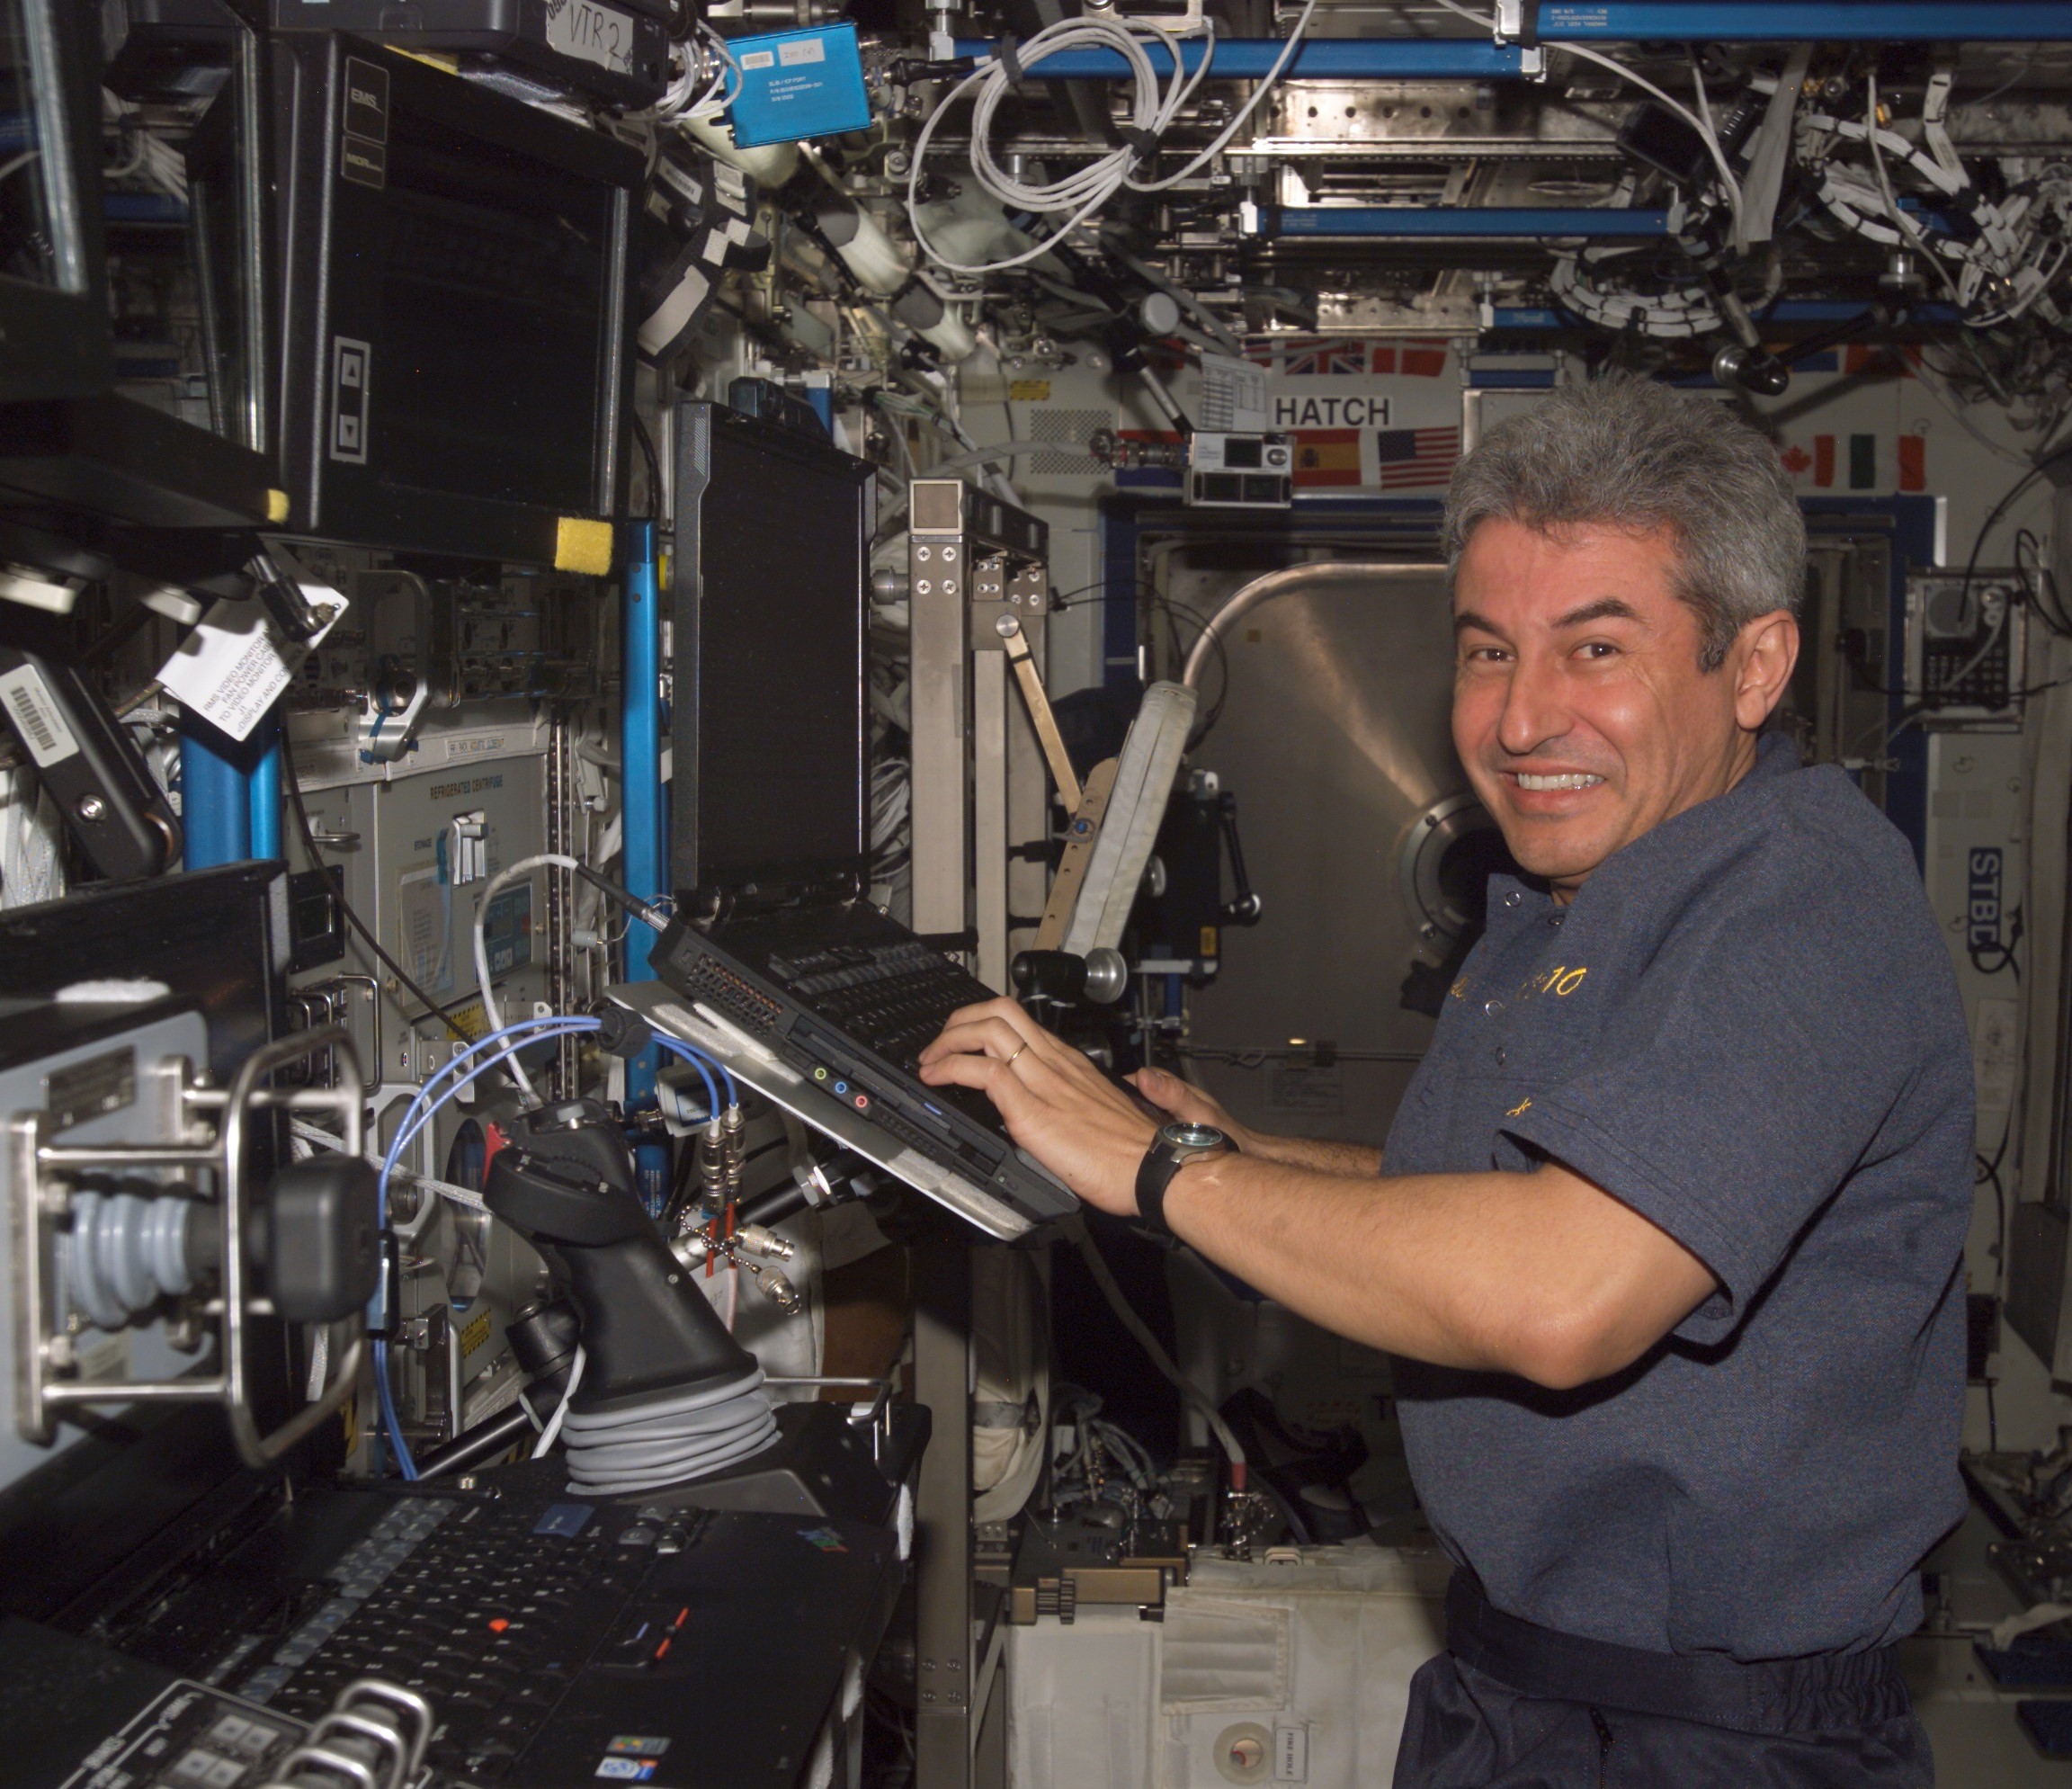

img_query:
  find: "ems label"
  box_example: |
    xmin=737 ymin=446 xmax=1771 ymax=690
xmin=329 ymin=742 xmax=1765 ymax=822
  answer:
xmin=0 ymin=662 xmax=80 ymax=767
xmin=339 ymin=60 xmax=388 ymax=191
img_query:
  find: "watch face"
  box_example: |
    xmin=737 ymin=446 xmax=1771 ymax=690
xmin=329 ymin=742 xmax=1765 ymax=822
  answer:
xmin=1161 ymin=1122 xmax=1227 ymax=1150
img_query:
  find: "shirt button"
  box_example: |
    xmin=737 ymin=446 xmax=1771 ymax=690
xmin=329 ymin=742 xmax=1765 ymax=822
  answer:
xmin=1494 ymin=1046 xmax=1508 ymax=1067
xmin=1503 ymin=890 xmax=1522 ymax=908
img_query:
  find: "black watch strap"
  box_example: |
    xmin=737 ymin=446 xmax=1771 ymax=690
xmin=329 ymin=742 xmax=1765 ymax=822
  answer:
xmin=1136 ymin=1127 xmax=1233 ymax=1236
xmin=1135 ymin=1145 xmax=1184 ymax=1238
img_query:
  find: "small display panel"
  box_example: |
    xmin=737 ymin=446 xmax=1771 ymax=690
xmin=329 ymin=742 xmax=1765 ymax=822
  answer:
xmin=675 ymin=409 xmax=871 ymax=893
xmin=370 ymin=103 xmax=617 ymax=514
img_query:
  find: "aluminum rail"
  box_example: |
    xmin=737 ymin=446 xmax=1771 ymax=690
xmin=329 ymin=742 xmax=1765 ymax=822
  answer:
xmin=1180 ymin=562 xmax=1449 ymax=689
xmin=1260 ymin=206 xmax=1669 ymax=237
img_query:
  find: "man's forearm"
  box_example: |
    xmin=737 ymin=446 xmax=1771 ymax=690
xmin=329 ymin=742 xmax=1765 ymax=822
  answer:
xmin=1157 ymin=1149 xmax=1714 ymax=1388
xmin=1237 ymin=1131 xmax=1384 ymax=1176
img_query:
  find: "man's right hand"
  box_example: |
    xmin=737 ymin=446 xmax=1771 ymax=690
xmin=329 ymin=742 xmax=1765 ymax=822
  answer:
xmin=1131 ymin=1066 xmax=1385 ymax=1176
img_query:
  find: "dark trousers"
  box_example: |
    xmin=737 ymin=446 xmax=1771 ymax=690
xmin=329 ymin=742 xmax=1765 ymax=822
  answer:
xmin=1392 ymin=1577 xmax=1935 ymax=1788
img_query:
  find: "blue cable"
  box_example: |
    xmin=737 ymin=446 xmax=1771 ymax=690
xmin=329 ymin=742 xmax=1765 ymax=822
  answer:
xmin=653 ymin=1033 xmax=728 ymax=1114
xmin=379 ymin=1018 xmax=602 ymax=1214
xmin=373 ymin=1016 xmax=600 ymax=1477
xmin=369 ymin=1014 xmax=737 ymax=1480
xmin=373 ymin=1337 xmax=417 ymax=1480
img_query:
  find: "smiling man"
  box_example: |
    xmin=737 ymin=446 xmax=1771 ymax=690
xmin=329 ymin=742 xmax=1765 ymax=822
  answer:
xmin=919 ymin=377 xmax=1971 ymax=1785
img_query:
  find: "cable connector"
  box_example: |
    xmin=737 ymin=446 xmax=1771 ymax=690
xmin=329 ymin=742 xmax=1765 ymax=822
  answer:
xmin=592 ymin=1005 xmax=655 ymax=1060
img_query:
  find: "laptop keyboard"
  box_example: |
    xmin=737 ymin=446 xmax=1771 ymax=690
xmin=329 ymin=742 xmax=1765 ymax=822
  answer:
xmin=221 ymin=1495 xmax=704 ymax=1779
xmin=766 ymin=940 xmax=992 ymax=1071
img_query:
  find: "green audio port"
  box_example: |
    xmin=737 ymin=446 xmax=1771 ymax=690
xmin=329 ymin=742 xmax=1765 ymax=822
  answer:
xmin=812 ymin=1066 xmax=829 ymax=1081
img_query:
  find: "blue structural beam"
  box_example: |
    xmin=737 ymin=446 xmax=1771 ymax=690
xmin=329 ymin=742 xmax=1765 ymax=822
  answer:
xmin=1486 ymin=298 xmax=1967 ymax=328
xmin=179 ymin=718 xmax=252 ymax=870
xmin=621 ymin=520 xmax=665 ymax=1107
xmin=960 ymin=9 xmax=2072 ymax=78
xmin=1537 ymin=4 xmax=2072 ymax=41
xmin=249 ymin=724 xmax=282 ymax=860
xmin=953 ymin=37 xmax=1523 ymax=78
xmin=1270 ymin=206 xmax=1668 ymax=237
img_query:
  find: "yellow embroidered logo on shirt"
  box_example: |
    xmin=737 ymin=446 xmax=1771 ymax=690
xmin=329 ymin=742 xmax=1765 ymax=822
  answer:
xmin=1523 ymin=964 xmax=1590 ymax=998
xmin=1506 ymin=1096 xmax=1533 ymax=1118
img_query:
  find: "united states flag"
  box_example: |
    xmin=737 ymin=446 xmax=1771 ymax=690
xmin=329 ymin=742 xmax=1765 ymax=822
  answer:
xmin=1374 ymin=425 xmax=1460 ymax=489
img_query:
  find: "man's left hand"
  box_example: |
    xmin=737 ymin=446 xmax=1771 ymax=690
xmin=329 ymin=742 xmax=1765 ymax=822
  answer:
xmin=915 ymin=997 xmax=1156 ymax=1215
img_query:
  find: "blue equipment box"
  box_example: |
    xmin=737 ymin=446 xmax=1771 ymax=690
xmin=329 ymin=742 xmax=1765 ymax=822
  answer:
xmin=727 ymin=22 xmax=871 ymax=148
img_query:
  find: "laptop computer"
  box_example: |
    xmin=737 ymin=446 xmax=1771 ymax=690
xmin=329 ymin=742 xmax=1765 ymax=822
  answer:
xmin=655 ymin=405 xmax=1076 ymax=1239
xmin=40 ymin=1458 xmax=903 ymax=1788
xmin=644 ymin=913 xmax=1077 ymax=1239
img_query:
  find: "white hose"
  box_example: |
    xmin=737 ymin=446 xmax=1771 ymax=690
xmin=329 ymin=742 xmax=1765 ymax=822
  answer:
xmin=1068 ymin=1217 xmax=1246 ymax=1469
xmin=532 ymin=1344 xmax=586 ymax=1459
xmin=473 ymin=854 xmax=580 ymax=1104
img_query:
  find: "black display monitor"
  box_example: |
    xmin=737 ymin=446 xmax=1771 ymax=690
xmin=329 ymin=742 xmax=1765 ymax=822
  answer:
xmin=0 ymin=0 xmax=113 ymax=404
xmin=669 ymin=402 xmax=874 ymax=905
xmin=255 ymin=34 xmax=641 ymax=565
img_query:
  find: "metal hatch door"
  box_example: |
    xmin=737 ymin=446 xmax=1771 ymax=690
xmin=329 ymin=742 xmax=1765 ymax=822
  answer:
xmin=1174 ymin=559 xmax=1490 ymax=1146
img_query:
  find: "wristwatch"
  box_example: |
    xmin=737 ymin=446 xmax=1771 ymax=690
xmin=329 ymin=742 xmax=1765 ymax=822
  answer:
xmin=1135 ymin=1121 xmax=1235 ymax=1236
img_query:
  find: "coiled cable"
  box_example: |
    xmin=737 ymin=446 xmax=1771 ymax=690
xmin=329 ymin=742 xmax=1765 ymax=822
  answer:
xmin=558 ymin=1364 xmax=778 ymax=1495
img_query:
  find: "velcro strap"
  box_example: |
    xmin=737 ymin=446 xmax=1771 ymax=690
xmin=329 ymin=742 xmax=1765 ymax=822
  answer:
xmin=997 ymin=32 xmax=1028 ymax=90
xmin=1119 ymin=125 xmax=1162 ymax=160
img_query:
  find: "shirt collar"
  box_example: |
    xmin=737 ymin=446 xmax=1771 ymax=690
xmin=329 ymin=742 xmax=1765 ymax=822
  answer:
xmin=1483 ymin=731 xmax=1800 ymax=918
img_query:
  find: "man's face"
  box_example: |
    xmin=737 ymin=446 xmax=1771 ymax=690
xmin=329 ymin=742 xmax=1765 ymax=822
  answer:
xmin=1451 ymin=517 xmax=1796 ymax=900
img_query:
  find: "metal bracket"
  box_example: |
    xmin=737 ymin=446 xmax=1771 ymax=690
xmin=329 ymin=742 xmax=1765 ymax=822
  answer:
xmin=1032 ymin=758 xmax=1119 ymax=950
xmin=13 ymin=1027 xmax=369 ymax=1470
xmin=995 ymin=616 xmax=1081 ymax=812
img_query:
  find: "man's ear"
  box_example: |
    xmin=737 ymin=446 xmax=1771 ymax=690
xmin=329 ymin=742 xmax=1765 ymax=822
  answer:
xmin=1732 ymin=611 xmax=1800 ymax=729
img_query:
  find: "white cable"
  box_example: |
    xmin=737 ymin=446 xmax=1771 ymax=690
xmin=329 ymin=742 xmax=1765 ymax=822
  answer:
xmin=532 ymin=1343 xmax=586 ymax=1459
xmin=1565 ymin=41 xmax=1742 ymax=238
xmin=472 ymin=854 xmax=580 ymax=1103
xmin=1863 ymin=72 xmax=1965 ymax=306
xmin=906 ymin=0 xmax=1316 ymax=277
xmin=1433 ymin=0 xmax=1740 ymax=236
xmin=1067 ymin=1216 xmax=1246 ymax=1469
xmin=294 ymin=1116 xmax=494 ymax=1217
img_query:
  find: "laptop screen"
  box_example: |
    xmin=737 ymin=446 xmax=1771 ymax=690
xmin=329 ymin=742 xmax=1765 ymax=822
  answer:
xmin=670 ymin=405 xmax=872 ymax=899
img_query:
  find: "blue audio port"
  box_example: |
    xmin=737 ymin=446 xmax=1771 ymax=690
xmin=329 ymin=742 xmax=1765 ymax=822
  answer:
xmin=832 ymin=1080 xmax=849 ymax=1096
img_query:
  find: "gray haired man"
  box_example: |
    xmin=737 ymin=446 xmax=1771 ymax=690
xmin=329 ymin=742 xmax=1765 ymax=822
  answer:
xmin=920 ymin=378 xmax=1971 ymax=1785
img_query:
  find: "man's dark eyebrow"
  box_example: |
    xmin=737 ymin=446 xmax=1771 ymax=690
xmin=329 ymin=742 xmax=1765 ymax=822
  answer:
xmin=1551 ymin=597 xmax=1644 ymax=630
xmin=1452 ymin=609 xmax=1501 ymax=636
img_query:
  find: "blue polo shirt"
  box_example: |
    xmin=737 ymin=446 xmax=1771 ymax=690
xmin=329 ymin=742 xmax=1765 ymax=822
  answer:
xmin=1385 ymin=734 xmax=1972 ymax=1661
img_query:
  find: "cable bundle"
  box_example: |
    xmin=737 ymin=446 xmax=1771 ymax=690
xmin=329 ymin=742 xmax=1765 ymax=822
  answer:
xmin=907 ymin=0 xmax=1318 ymax=275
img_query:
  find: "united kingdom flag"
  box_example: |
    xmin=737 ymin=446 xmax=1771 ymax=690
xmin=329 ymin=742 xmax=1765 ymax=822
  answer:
xmin=1282 ymin=339 xmax=1371 ymax=376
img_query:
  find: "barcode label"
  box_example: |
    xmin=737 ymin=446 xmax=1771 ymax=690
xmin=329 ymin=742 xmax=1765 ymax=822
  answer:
xmin=0 ymin=664 xmax=81 ymax=768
